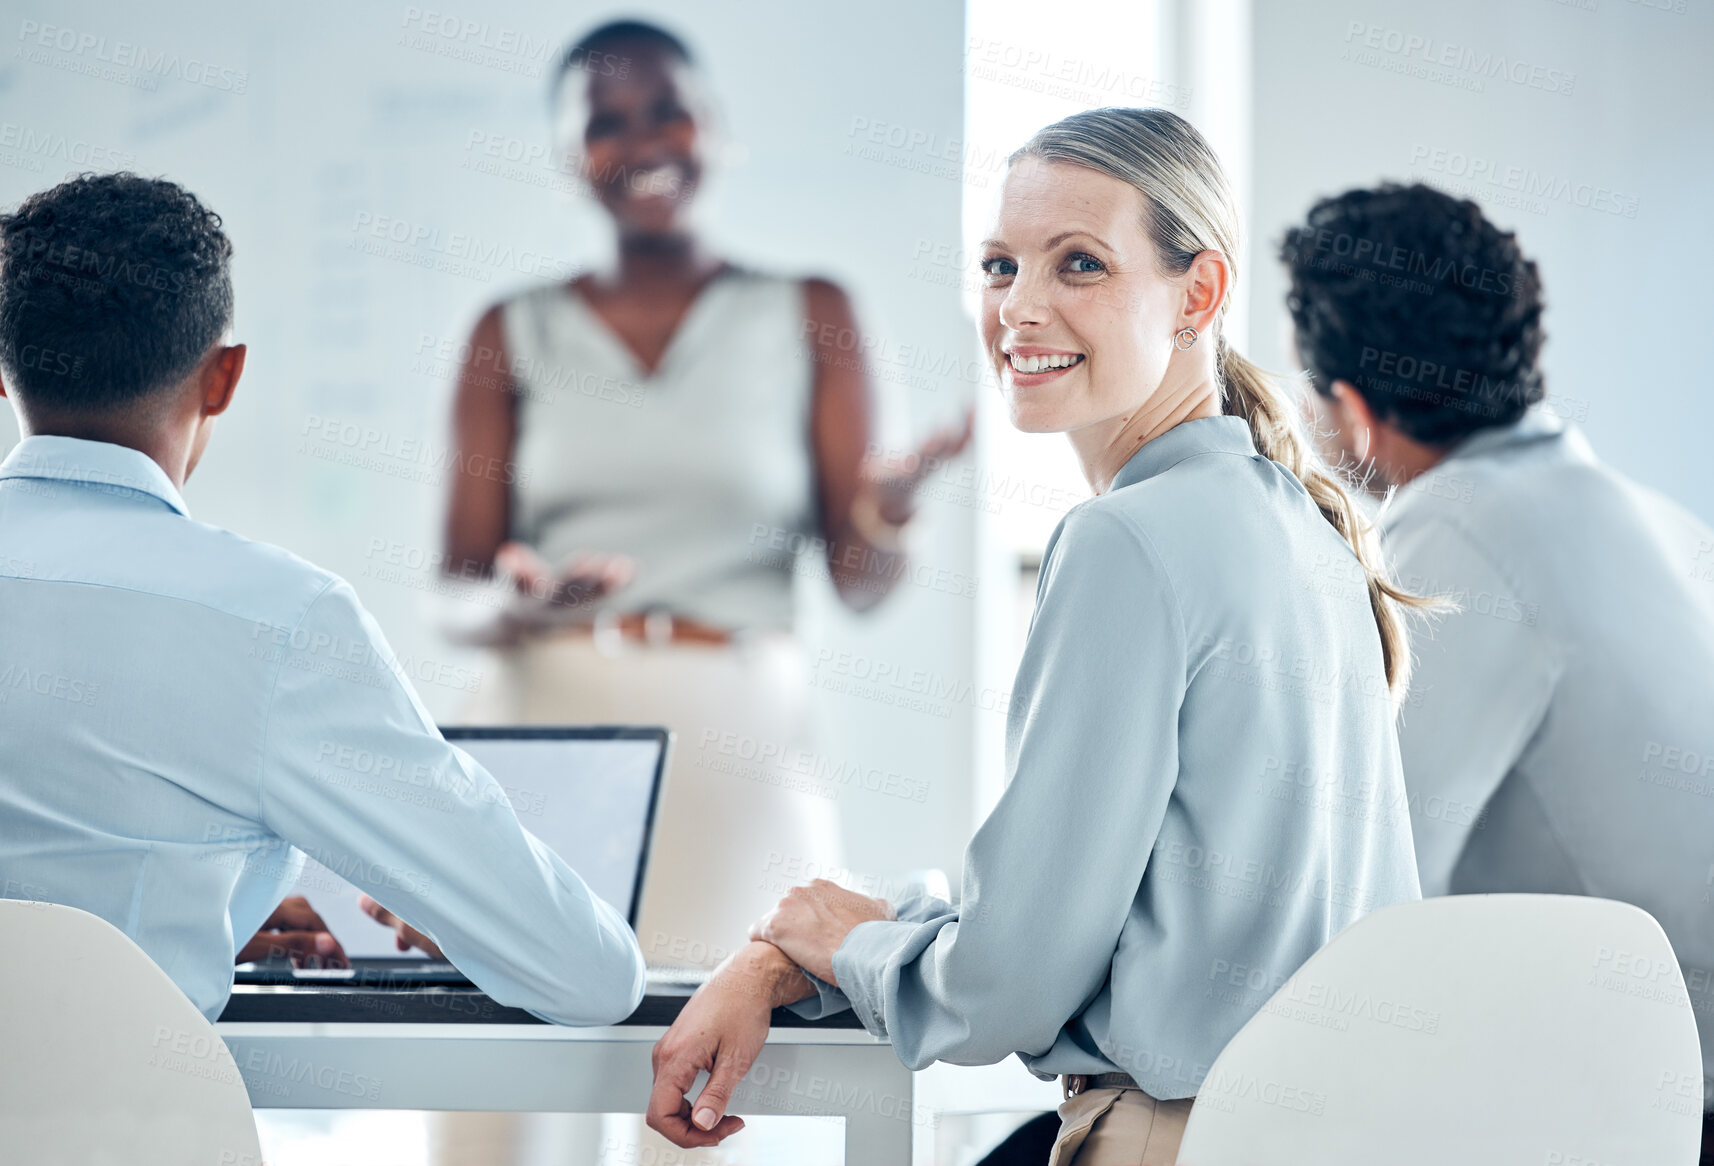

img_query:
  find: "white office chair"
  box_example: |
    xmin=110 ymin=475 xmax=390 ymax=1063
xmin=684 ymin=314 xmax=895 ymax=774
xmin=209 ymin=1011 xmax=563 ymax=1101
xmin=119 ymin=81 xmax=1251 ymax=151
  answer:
xmin=0 ymin=898 xmax=263 ymax=1165
xmin=1176 ymin=894 xmax=1703 ymax=1166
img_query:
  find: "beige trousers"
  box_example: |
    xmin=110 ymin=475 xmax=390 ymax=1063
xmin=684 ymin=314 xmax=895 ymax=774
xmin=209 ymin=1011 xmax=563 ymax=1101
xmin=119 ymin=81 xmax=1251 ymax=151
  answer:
xmin=1048 ymin=1087 xmax=1194 ymax=1166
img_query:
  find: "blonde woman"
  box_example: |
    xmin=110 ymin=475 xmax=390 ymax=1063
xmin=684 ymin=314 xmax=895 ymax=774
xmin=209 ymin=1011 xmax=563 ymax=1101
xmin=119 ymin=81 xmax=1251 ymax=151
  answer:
xmin=645 ymin=107 xmax=1424 ymax=1166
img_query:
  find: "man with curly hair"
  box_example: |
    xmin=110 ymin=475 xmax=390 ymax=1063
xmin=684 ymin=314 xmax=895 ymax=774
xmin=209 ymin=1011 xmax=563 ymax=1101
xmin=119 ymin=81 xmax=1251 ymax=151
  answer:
xmin=0 ymin=172 xmax=645 ymax=1027
xmin=1281 ymin=182 xmax=1714 ymax=1142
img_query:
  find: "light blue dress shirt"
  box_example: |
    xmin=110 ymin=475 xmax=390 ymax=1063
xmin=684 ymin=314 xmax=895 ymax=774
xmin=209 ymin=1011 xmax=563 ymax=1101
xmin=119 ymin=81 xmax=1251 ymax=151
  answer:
xmin=0 ymin=436 xmax=645 ymax=1025
xmin=1380 ymin=408 xmax=1714 ymax=1103
xmin=794 ymin=416 xmax=1422 ymax=1098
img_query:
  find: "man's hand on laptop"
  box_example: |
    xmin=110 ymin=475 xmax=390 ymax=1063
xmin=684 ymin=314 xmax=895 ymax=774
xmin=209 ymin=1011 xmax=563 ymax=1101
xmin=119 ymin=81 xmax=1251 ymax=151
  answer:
xmin=358 ymin=894 xmax=446 ymax=959
xmin=647 ymin=940 xmax=815 ymax=1149
xmin=236 ymin=895 xmax=349 ymax=967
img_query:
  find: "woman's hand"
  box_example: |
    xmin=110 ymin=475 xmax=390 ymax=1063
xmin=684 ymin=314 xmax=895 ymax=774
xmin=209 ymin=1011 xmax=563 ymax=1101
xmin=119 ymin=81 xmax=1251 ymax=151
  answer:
xmin=358 ymin=894 xmax=445 ymax=959
xmin=748 ymin=879 xmax=893 ymax=985
xmin=439 ymin=541 xmax=634 ymax=648
xmin=499 ymin=541 xmax=633 ymax=610
xmin=485 ymin=541 xmax=634 ymax=643
xmin=648 ymin=941 xmax=814 ymax=1148
xmin=236 ymin=896 xmax=348 ymax=967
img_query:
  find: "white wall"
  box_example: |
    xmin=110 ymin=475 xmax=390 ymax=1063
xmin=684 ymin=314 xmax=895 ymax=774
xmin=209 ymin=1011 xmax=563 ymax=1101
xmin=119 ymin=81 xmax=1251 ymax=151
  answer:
xmin=1247 ymin=0 xmax=1714 ymax=522
xmin=0 ymin=0 xmax=975 ymax=886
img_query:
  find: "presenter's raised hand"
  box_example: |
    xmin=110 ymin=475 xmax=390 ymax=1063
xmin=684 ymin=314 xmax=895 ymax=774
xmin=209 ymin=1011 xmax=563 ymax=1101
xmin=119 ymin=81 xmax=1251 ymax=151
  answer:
xmin=647 ymin=941 xmax=813 ymax=1148
xmin=863 ymin=405 xmax=976 ymax=527
xmin=236 ymin=895 xmax=348 ymax=967
xmin=748 ymin=879 xmax=892 ymax=985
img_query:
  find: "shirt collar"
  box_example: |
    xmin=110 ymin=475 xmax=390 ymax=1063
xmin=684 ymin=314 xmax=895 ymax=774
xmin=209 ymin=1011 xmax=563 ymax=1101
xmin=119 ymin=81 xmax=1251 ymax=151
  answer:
xmin=1440 ymin=406 xmax=1594 ymax=467
xmin=0 ymin=435 xmax=190 ymax=516
xmin=1109 ymin=415 xmax=1259 ymax=492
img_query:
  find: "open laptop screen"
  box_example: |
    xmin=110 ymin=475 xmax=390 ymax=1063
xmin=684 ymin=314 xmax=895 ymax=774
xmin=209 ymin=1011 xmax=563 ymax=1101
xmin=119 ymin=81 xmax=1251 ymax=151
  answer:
xmin=286 ymin=727 xmax=667 ymax=960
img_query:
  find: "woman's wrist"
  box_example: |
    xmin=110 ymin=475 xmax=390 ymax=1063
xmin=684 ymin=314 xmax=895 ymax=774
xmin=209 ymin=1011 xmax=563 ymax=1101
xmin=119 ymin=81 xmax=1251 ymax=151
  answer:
xmin=733 ymin=940 xmax=816 ymax=1008
xmin=846 ymin=487 xmax=911 ymax=553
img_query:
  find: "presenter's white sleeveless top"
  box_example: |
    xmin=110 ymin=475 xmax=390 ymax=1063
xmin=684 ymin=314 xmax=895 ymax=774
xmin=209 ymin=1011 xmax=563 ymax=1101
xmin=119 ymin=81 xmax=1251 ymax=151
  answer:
xmin=501 ymin=267 xmax=816 ymax=632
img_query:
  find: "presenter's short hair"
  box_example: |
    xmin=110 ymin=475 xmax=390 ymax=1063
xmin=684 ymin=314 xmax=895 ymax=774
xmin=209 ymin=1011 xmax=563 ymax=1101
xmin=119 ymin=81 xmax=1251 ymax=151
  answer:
xmin=551 ymin=19 xmax=694 ymax=105
xmin=1279 ymin=183 xmax=1546 ymax=446
xmin=0 ymin=171 xmax=233 ymax=413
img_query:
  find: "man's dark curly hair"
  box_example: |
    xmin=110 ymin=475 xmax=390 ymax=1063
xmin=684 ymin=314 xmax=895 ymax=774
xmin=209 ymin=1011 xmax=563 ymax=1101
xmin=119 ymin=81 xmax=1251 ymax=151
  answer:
xmin=0 ymin=171 xmax=233 ymax=413
xmin=1279 ymin=182 xmax=1545 ymax=446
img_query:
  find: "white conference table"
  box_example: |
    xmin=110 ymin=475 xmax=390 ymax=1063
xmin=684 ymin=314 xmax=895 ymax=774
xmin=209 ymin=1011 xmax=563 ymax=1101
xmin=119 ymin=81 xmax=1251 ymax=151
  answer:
xmin=217 ymin=986 xmax=919 ymax=1165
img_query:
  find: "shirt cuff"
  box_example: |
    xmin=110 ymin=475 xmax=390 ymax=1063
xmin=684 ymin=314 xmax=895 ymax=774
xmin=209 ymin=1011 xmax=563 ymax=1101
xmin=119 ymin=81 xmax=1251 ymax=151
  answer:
xmin=829 ymin=917 xmax=918 ymax=1038
xmin=890 ymin=889 xmax=952 ymax=924
xmin=783 ymin=970 xmax=851 ymax=1021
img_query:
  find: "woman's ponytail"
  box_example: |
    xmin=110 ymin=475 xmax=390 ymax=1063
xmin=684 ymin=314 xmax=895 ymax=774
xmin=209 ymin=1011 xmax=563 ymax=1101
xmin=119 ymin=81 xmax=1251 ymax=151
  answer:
xmin=1217 ymin=335 xmax=1428 ymax=702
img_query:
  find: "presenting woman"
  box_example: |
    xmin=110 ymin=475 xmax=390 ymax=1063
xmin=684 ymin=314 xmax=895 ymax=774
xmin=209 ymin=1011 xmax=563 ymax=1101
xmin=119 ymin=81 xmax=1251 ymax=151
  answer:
xmin=646 ymin=107 xmax=1425 ymax=1166
xmin=442 ymin=19 xmax=969 ymax=968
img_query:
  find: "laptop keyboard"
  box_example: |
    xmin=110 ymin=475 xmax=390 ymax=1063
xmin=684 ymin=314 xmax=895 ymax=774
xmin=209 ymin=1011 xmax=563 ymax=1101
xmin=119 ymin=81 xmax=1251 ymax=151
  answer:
xmin=236 ymin=958 xmax=714 ymax=992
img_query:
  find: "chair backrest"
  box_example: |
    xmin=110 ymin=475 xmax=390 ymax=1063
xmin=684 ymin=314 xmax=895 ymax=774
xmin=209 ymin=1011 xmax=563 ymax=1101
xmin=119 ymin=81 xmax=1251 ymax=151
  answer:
xmin=1176 ymin=894 xmax=1703 ymax=1166
xmin=0 ymin=898 xmax=263 ymax=1166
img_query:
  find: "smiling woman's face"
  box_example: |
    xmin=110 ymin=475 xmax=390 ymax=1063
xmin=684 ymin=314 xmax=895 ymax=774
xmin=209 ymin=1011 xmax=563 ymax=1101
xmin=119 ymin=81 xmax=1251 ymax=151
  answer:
xmin=979 ymin=158 xmax=1183 ymax=435
xmin=556 ymin=41 xmax=707 ymax=238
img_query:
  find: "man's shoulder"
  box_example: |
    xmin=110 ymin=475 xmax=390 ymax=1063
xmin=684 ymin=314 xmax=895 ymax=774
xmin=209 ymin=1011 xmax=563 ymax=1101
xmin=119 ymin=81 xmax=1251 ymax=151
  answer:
xmin=105 ymin=509 xmax=348 ymax=632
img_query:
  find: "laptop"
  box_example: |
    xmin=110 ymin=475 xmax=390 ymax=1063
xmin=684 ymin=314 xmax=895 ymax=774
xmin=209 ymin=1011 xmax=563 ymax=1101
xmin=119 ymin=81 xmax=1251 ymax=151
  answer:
xmin=235 ymin=725 xmax=708 ymax=992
